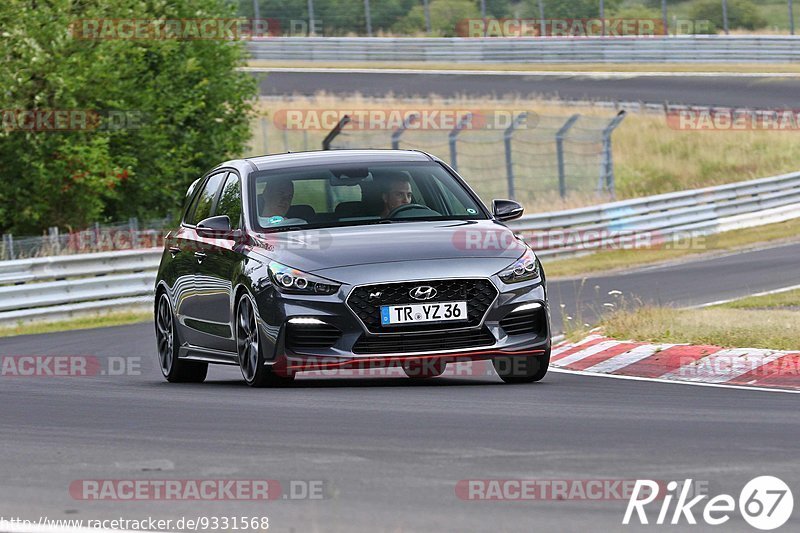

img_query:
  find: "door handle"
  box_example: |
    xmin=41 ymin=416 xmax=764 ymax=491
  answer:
xmin=194 ymin=251 xmax=207 ymax=263
xmin=168 ymin=246 xmax=181 ymax=258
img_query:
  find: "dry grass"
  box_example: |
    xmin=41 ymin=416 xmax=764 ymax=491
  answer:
xmin=596 ymin=306 xmax=800 ymax=351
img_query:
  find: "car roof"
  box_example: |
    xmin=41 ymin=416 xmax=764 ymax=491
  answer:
xmin=242 ymin=149 xmax=436 ymax=172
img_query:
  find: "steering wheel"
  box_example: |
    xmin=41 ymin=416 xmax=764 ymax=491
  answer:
xmin=386 ymin=203 xmax=436 ymax=219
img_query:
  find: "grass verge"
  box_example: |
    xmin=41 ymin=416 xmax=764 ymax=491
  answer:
xmin=543 ymin=217 xmax=800 ymax=279
xmin=594 ymin=306 xmax=800 ymax=351
xmin=0 ymin=310 xmax=152 ymax=338
xmin=568 ymin=287 xmax=800 ymax=350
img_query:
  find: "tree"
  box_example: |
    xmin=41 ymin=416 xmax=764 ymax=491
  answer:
xmin=0 ymin=0 xmax=256 ymax=234
xmin=689 ymin=0 xmax=767 ymax=33
xmin=392 ymin=0 xmax=481 ymax=36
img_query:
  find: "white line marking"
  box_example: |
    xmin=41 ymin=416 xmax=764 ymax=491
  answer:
xmin=549 ymin=367 xmax=800 ymax=394
xmin=552 ymin=340 xmax=622 ymax=367
xmin=583 ymin=344 xmax=674 ymax=374
xmin=242 ymin=67 xmax=800 ymax=79
xmin=687 ymin=283 xmax=800 ymax=309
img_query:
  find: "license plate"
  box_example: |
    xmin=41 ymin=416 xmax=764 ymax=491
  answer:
xmin=380 ymin=301 xmax=468 ymax=325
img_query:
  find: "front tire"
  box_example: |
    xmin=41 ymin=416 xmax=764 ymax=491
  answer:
xmin=236 ymin=292 xmax=293 ymax=388
xmin=492 ymin=350 xmax=550 ymax=384
xmin=155 ymin=292 xmax=207 ymax=383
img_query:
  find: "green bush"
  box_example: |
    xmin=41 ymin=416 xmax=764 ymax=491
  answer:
xmin=392 ymin=0 xmax=481 ymax=37
xmin=688 ymin=0 xmax=767 ymax=32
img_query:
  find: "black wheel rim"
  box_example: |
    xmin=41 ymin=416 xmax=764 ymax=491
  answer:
xmin=156 ymin=294 xmax=174 ymax=376
xmin=237 ymin=296 xmax=259 ymax=382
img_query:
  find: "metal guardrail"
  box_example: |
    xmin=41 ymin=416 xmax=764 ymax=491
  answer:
xmin=1 ymin=171 xmax=799 ymax=324
xmin=507 ymin=170 xmax=800 ymax=258
xmin=0 ymin=249 xmax=161 ymax=324
xmin=248 ymin=36 xmax=800 ymax=63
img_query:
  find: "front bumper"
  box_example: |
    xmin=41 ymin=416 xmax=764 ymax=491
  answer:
xmin=254 ymin=274 xmax=550 ymax=373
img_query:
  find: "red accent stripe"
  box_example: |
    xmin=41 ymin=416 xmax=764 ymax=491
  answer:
xmin=613 ymin=344 xmax=724 ymax=378
xmin=562 ymin=342 xmax=641 ymax=371
xmin=727 ymin=353 xmax=800 ymax=389
xmin=551 ymin=337 xmax=609 ymax=363
xmin=285 ymin=348 xmax=547 ymax=372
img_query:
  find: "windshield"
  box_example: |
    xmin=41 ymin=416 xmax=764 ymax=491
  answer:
xmin=248 ymin=161 xmax=488 ymax=232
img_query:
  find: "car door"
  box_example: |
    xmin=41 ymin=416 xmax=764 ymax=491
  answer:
xmin=189 ymin=171 xmax=244 ymax=353
xmin=178 ymin=170 xmax=228 ymax=349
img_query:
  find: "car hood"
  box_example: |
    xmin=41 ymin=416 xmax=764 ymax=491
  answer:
xmin=249 ymin=220 xmax=528 ymax=279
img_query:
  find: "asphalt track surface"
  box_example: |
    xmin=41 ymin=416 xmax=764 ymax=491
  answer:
xmin=2 ymin=241 xmax=799 ymax=532
xmin=258 ymin=71 xmax=800 ymax=108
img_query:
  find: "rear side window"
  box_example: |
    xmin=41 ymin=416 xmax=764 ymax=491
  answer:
xmin=186 ymin=172 xmax=226 ymax=225
xmin=215 ymin=173 xmax=242 ymax=229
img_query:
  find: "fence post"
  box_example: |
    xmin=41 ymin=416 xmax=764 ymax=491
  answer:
xmin=3 ymin=233 xmax=15 ymax=260
xmin=555 ymin=114 xmax=580 ymax=199
xmin=48 ymin=226 xmax=61 ymax=255
xmin=503 ymin=112 xmax=528 ymax=201
xmin=129 ymin=217 xmax=139 ymax=249
xmin=322 ymin=115 xmax=351 ymax=150
xmin=391 ymin=113 xmax=419 ymax=150
xmin=448 ymin=112 xmax=473 ymax=172
xmin=260 ymin=117 xmax=269 ymax=154
xmin=600 ymin=111 xmax=626 ymax=198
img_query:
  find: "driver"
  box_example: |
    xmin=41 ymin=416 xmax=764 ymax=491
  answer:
xmin=260 ymin=178 xmax=294 ymax=219
xmin=380 ymin=175 xmax=413 ymax=218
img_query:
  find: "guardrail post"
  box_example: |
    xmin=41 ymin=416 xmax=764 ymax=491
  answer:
xmin=503 ymin=112 xmax=528 ymax=201
xmin=600 ymin=111 xmax=626 ymax=198
xmin=322 ymin=115 xmax=351 ymax=150
xmin=448 ymin=112 xmax=473 ymax=172
xmin=555 ymin=114 xmax=580 ymax=199
xmin=391 ymin=113 xmax=419 ymax=150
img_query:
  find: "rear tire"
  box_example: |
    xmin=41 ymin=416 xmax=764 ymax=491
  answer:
xmin=155 ymin=292 xmax=208 ymax=383
xmin=236 ymin=292 xmax=294 ymax=388
xmin=492 ymin=349 xmax=550 ymax=384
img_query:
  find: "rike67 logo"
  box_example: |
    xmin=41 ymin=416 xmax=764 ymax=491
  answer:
xmin=624 ymin=477 xmax=793 ymax=530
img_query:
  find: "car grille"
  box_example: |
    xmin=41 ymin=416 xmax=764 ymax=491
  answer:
xmin=346 ymin=279 xmax=498 ymax=334
xmin=499 ymin=305 xmax=547 ymax=337
xmin=352 ymin=327 xmax=496 ymax=355
xmin=285 ymin=321 xmax=342 ymax=352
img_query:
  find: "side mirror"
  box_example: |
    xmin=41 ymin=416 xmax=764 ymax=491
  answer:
xmin=196 ymin=215 xmax=232 ymax=238
xmin=492 ymin=199 xmax=524 ymax=222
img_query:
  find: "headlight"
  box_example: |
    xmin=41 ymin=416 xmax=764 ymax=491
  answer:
xmin=497 ymin=248 xmax=540 ymax=284
xmin=268 ymin=261 xmax=340 ymax=295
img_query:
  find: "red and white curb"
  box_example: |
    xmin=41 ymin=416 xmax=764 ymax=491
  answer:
xmin=551 ymin=334 xmax=800 ymax=392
